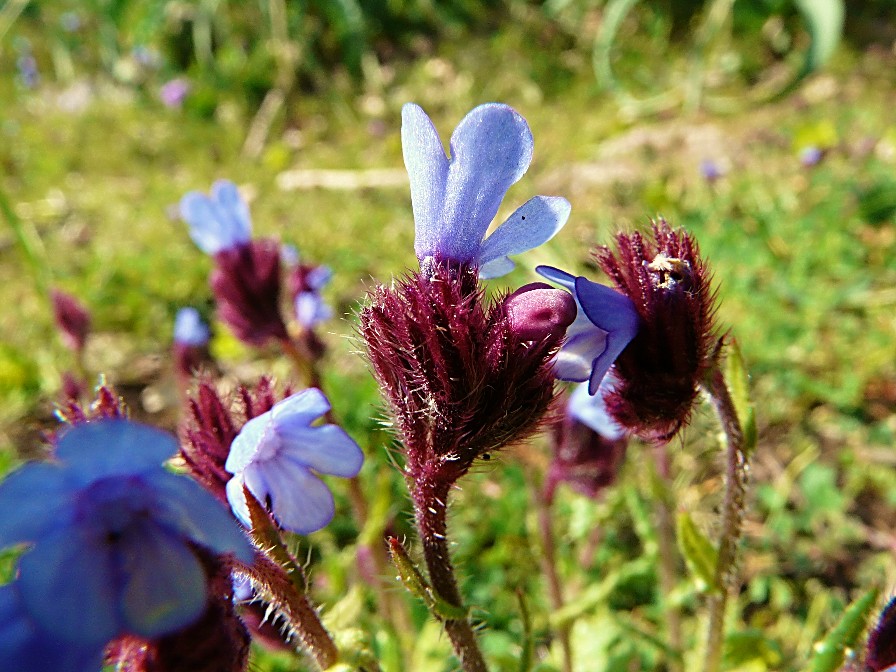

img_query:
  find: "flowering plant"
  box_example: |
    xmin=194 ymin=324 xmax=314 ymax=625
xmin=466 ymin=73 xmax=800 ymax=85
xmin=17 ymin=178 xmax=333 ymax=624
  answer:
xmin=1 ymin=99 xmax=882 ymax=672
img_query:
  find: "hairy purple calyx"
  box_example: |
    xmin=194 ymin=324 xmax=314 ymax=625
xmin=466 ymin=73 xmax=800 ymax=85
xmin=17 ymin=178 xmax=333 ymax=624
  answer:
xmin=505 ymin=283 xmax=576 ymax=343
xmin=361 ymin=261 xmax=567 ymax=488
xmin=866 ymin=597 xmax=896 ymax=672
xmin=597 ymin=219 xmax=719 ymax=442
xmin=210 ymin=240 xmax=289 ymax=347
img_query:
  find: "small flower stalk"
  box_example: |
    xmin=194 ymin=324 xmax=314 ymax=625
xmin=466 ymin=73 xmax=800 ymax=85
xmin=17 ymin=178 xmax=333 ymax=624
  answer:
xmin=362 ymin=102 xmax=574 ymax=671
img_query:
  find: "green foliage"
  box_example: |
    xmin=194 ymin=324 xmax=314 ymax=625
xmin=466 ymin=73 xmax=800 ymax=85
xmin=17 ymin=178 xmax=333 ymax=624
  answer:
xmin=808 ymin=588 xmax=880 ymax=672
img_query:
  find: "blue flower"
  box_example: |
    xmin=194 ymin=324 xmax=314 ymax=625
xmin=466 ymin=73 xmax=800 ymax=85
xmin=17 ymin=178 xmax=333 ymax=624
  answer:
xmin=180 ymin=180 xmax=252 ymax=255
xmin=567 ymin=379 xmax=626 ymax=440
xmin=174 ymin=307 xmax=210 ymax=346
xmin=295 ymin=266 xmax=333 ymax=329
xmin=402 ymin=102 xmax=570 ymax=278
xmin=225 ymin=388 xmax=364 ymax=535
xmin=0 ymin=420 xmax=253 ymax=648
xmin=536 ymin=265 xmax=640 ymax=394
xmin=0 ymin=583 xmax=105 ymax=672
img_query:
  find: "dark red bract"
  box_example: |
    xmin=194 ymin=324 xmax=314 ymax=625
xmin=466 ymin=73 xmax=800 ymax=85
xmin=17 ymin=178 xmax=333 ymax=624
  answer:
xmin=595 ymin=219 xmax=719 ymax=442
xmin=210 ymin=240 xmax=289 ymax=347
xmin=360 ymin=260 xmax=574 ymax=489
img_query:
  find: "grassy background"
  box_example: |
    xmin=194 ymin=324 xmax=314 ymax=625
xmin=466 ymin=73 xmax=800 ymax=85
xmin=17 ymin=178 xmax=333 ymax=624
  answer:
xmin=2 ymin=1 xmax=896 ymax=670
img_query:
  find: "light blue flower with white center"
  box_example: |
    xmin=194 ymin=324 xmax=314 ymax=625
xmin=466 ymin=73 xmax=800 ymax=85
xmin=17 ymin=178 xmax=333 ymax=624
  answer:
xmin=536 ymin=265 xmax=641 ymax=395
xmin=179 ymin=180 xmax=252 ymax=255
xmin=402 ymin=102 xmax=571 ymax=278
xmin=225 ymin=388 xmax=364 ymax=535
xmin=173 ymin=307 xmax=210 ymax=346
xmin=0 ymin=420 xmax=253 ymax=648
xmin=568 ymin=379 xmax=626 ymax=441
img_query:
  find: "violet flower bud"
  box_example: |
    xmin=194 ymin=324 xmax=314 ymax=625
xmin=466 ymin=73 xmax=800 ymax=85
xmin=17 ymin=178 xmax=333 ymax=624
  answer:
xmin=51 ymin=288 xmax=91 ymax=354
xmin=505 ymin=282 xmax=577 ymax=342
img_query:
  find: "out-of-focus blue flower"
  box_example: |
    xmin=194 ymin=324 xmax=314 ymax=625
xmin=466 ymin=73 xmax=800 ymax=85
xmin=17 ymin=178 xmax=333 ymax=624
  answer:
xmin=59 ymin=11 xmax=82 ymax=32
xmin=0 ymin=420 xmax=253 ymax=649
xmin=132 ymin=45 xmax=160 ymax=69
xmin=401 ymin=102 xmax=570 ymax=278
xmin=180 ymin=180 xmax=252 ymax=255
xmin=16 ymin=54 xmax=39 ymax=89
xmin=174 ymin=307 xmax=211 ymax=346
xmin=294 ymin=266 xmax=333 ymax=329
xmin=225 ymin=388 xmax=364 ymax=535
xmin=699 ymin=159 xmax=723 ymax=183
xmin=568 ymin=379 xmax=626 ymax=440
xmin=799 ymin=145 xmax=824 ymax=167
xmin=536 ymin=265 xmax=640 ymax=395
xmin=159 ymin=78 xmax=190 ymax=109
xmin=0 ymin=583 xmax=104 ymax=672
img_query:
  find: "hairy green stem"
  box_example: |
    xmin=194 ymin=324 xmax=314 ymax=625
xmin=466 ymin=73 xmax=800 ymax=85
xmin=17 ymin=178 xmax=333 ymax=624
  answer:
xmin=413 ymin=480 xmax=488 ymax=672
xmin=701 ymin=362 xmax=749 ymax=672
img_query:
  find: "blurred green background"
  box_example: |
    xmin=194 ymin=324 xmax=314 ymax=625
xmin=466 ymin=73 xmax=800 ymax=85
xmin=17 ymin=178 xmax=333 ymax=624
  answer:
xmin=2 ymin=1 xmax=896 ymax=670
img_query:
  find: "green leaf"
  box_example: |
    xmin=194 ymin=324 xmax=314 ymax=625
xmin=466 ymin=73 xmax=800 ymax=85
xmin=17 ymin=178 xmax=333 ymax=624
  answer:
xmin=676 ymin=511 xmax=720 ymax=594
xmin=807 ymin=588 xmax=879 ymax=672
xmin=724 ymin=339 xmax=757 ymax=456
xmin=794 ymin=0 xmax=844 ymax=73
xmin=387 ymin=537 xmax=468 ymax=621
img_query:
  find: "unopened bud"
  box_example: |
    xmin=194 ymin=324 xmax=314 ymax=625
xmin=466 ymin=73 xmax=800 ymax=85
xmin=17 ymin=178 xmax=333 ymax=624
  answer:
xmin=505 ymin=283 xmax=576 ymax=342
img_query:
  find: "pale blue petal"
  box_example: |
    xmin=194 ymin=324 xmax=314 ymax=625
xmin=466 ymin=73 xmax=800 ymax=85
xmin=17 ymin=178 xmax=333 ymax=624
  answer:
xmin=143 ymin=470 xmax=253 ymax=563
xmin=477 ymin=256 xmax=516 ymax=279
xmin=17 ymin=526 xmax=119 ymax=645
xmin=173 ymin=307 xmax=210 ymax=346
xmin=402 ymin=103 xmax=449 ymax=261
xmin=477 ymin=196 xmax=571 ymax=278
xmin=226 ymin=412 xmax=274 ymax=473
xmin=553 ymin=329 xmax=607 ymax=382
xmin=0 ymin=463 xmax=74 ymax=548
xmin=211 ymin=180 xmax=252 ymax=243
xmin=225 ymin=475 xmax=252 ymax=528
xmin=56 ymin=420 xmax=178 ymax=485
xmin=437 ymin=104 xmax=534 ymax=264
xmin=263 ymin=458 xmax=335 ymax=534
xmin=270 ymin=388 xmax=331 ymax=428
xmin=305 ymin=265 xmax=332 ymax=291
xmin=574 ymin=277 xmax=640 ymax=394
xmin=568 ymin=381 xmax=626 ymax=440
xmin=179 ymin=192 xmax=228 ymax=255
xmin=277 ymin=425 xmax=364 ymax=477
xmin=295 ymin=292 xmax=332 ymax=328
xmin=119 ymin=522 xmax=207 ymax=637
xmin=179 ymin=181 xmax=251 ymax=255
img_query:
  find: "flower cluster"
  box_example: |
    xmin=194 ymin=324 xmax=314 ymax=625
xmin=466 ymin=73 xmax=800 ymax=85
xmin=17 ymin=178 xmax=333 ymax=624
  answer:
xmin=362 ymin=103 xmax=576 ymax=492
xmin=180 ymin=180 xmax=289 ymax=347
